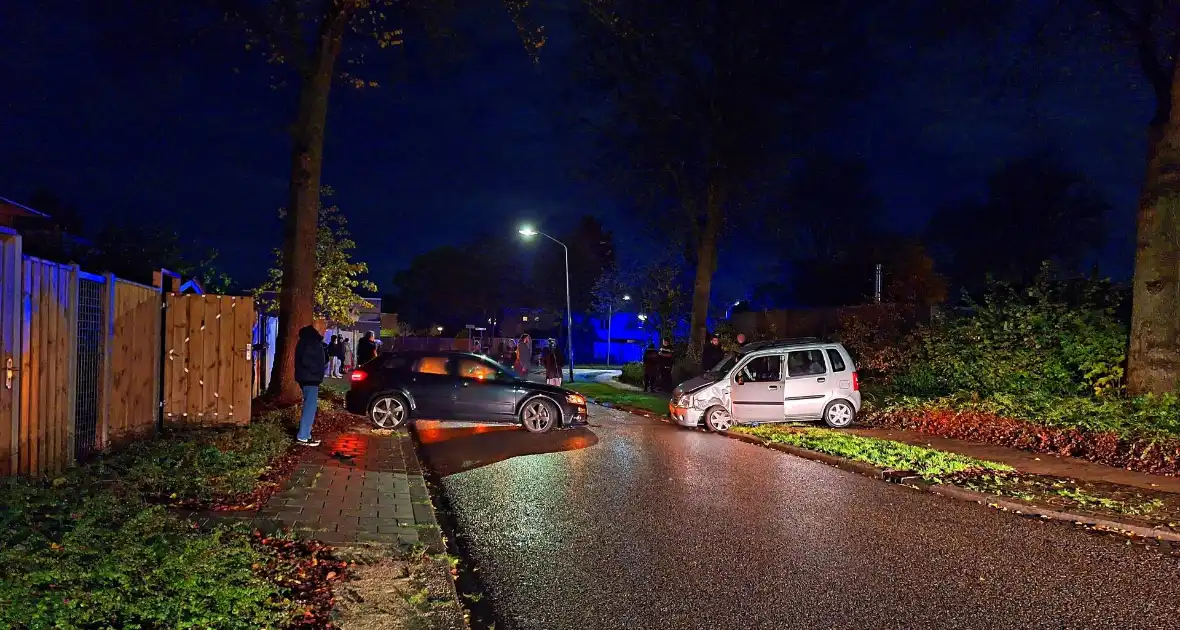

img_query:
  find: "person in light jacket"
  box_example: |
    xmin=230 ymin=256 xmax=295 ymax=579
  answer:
xmin=294 ymin=321 xmax=328 ymax=447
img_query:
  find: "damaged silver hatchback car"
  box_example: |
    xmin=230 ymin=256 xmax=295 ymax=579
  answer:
xmin=669 ymin=339 xmax=861 ymax=432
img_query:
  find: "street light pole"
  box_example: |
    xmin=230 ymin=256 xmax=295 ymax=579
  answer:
xmin=607 ymin=302 xmax=612 ymax=367
xmin=519 ymin=226 xmax=575 ymax=382
xmin=606 ymin=294 xmax=630 ymax=367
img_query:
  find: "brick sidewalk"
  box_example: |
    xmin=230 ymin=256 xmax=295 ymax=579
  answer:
xmin=192 ymin=429 xmax=444 ymax=550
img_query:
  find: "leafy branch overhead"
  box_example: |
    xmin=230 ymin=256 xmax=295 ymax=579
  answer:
xmin=225 ymin=0 xmax=546 ymax=88
xmin=256 ymin=188 xmax=377 ymax=325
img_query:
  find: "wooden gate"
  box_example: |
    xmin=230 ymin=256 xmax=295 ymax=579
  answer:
xmin=0 ymin=229 xmax=21 ymax=475
xmin=163 ymin=294 xmax=255 ymax=426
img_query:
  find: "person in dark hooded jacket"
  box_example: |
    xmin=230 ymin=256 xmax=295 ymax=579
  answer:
xmin=294 ymin=321 xmax=328 ymax=446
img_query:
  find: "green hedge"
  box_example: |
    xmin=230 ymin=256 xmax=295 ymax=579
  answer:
xmin=894 ymin=272 xmax=1126 ymax=399
xmin=620 ymin=361 xmax=644 ymax=386
xmin=0 ymin=413 xmax=300 ymax=628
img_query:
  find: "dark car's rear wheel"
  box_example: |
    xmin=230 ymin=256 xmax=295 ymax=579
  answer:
xmin=369 ymin=393 xmax=410 ymax=429
xmin=520 ymin=397 xmax=558 ymax=434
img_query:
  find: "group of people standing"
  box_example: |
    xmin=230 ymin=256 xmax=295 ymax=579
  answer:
xmin=642 ymin=332 xmax=749 ymax=393
xmin=322 ymin=331 xmax=381 ymax=378
xmin=488 ymin=335 xmax=565 ymax=385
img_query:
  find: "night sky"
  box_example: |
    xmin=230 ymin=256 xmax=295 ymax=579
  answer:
xmin=0 ymin=2 xmax=1155 ymax=302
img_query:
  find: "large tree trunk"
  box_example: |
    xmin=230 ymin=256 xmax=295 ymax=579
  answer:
xmin=687 ymin=187 xmax=722 ymax=360
xmin=1126 ymin=61 xmax=1180 ymax=396
xmin=266 ymin=4 xmax=354 ymax=403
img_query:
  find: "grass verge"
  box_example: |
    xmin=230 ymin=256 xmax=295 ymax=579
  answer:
xmin=733 ymin=425 xmax=1013 ymax=481
xmin=566 ymin=381 xmax=670 ymax=416
xmin=733 ymin=424 xmax=1180 ymax=531
xmin=0 ymin=409 xmax=341 ymax=629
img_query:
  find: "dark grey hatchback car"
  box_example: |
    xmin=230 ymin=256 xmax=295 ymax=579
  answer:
xmin=345 ymin=351 xmax=589 ymax=433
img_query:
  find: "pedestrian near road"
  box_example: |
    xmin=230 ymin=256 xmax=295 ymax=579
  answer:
xmin=356 ymin=331 xmax=378 ymax=366
xmin=516 ymin=334 xmax=533 ymax=378
xmin=702 ymin=333 xmax=723 ymax=374
xmin=658 ymin=338 xmax=674 ymax=391
xmin=543 ymin=341 xmax=564 ymax=386
xmin=327 ymin=336 xmax=345 ymax=378
xmin=295 ymin=321 xmax=329 ymax=447
xmin=642 ymin=343 xmax=659 ymax=392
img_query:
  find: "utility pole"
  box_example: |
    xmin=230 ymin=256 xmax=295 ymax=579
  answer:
xmin=874 ymin=264 xmax=883 ymax=303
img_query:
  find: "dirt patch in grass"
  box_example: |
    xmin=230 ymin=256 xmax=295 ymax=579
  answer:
xmin=334 ymin=549 xmax=466 ymax=630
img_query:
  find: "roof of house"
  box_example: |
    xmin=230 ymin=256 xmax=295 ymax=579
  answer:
xmin=0 ymin=196 xmax=50 ymax=219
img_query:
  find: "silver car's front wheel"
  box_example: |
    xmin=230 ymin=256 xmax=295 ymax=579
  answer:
xmin=822 ymin=399 xmax=856 ymax=428
xmin=704 ymin=406 xmax=733 ymax=432
xmin=369 ymin=394 xmax=409 ymax=429
xmin=520 ymin=397 xmax=558 ymax=434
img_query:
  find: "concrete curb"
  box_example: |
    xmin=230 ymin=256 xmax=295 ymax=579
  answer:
xmin=722 ymin=430 xmax=1180 ymax=543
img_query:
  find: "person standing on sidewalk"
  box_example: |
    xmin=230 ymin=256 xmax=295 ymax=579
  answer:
xmin=517 ymin=334 xmax=533 ymax=378
xmin=543 ymin=340 xmax=564 ymax=386
xmin=356 ymin=331 xmax=378 ymax=366
xmin=295 ymin=321 xmax=329 ymax=447
xmin=702 ymin=333 xmax=723 ymax=374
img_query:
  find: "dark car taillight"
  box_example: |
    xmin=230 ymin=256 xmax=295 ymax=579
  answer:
xmin=350 ymin=370 xmax=367 ymax=383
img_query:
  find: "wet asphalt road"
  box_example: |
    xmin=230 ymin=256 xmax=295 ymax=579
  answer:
xmin=415 ymin=407 xmax=1180 ymax=630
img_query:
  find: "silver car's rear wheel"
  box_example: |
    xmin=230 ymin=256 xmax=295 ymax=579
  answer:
xmin=822 ymin=399 xmax=856 ymax=428
xmin=520 ymin=397 xmax=558 ymax=434
xmin=704 ymin=406 xmax=733 ymax=432
xmin=369 ymin=394 xmax=409 ymax=429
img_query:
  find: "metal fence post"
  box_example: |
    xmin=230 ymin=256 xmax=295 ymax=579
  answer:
xmin=66 ymin=264 xmax=79 ymax=464
xmin=100 ymin=272 xmax=115 ymax=450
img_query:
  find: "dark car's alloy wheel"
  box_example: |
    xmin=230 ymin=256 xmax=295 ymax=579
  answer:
xmin=520 ymin=397 xmax=558 ymax=434
xmin=369 ymin=394 xmax=409 ymax=429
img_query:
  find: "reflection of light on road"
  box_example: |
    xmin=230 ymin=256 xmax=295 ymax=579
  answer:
xmin=476 ymin=454 xmax=574 ymax=550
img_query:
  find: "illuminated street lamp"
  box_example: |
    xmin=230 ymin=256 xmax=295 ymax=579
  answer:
xmin=519 ymin=225 xmax=574 ymax=381
xmin=725 ymin=300 xmax=742 ymax=320
xmin=607 ymin=294 xmax=630 ymax=367
xmin=637 ymin=313 xmax=647 ymax=322
xmin=436 ymin=326 xmax=444 ymax=333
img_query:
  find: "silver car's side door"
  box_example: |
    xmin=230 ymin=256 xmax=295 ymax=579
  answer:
xmin=782 ymin=349 xmax=831 ymax=419
xmin=729 ymin=354 xmax=785 ymax=423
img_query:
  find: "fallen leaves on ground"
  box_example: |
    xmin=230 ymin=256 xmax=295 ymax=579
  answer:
xmin=253 ymin=532 xmax=349 ymax=629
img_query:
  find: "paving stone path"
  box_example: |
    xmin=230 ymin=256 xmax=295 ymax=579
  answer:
xmin=189 ymin=429 xmax=443 ymax=550
xmin=260 ymin=430 xmax=441 ymax=548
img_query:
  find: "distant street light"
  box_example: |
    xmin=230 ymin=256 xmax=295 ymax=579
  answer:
xmin=436 ymin=326 xmax=444 ymax=332
xmin=637 ymin=313 xmax=647 ymax=321
xmin=725 ymin=300 xmax=742 ymax=320
xmin=607 ymin=294 xmax=631 ymax=367
xmin=519 ymin=225 xmax=575 ymax=381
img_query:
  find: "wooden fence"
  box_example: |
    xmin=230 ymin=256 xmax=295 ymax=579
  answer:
xmin=0 ymin=229 xmax=255 ymax=477
xmin=163 ymin=294 xmax=254 ymax=427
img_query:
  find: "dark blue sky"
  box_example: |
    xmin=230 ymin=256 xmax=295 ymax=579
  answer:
xmin=0 ymin=3 xmax=1155 ymax=302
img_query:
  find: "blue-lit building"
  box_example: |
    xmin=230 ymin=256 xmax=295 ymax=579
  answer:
xmin=571 ymin=311 xmax=658 ymax=364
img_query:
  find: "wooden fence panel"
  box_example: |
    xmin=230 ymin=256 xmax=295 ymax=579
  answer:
xmin=108 ymin=280 xmax=162 ymax=445
xmin=17 ymin=257 xmax=75 ymax=476
xmin=0 ymin=230 xmax=21 ymax=476
xmin=164 ymin=294 xmax=254 ymax=427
